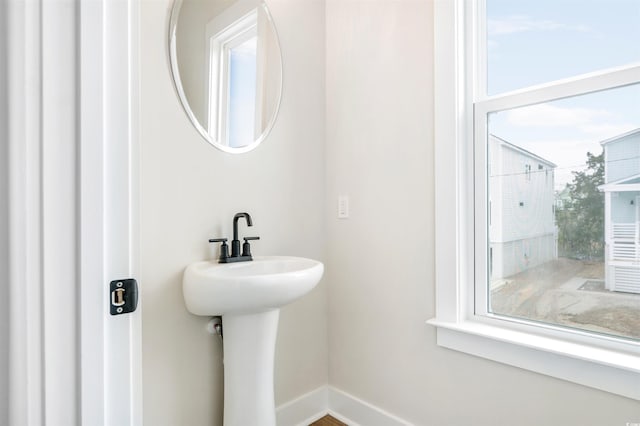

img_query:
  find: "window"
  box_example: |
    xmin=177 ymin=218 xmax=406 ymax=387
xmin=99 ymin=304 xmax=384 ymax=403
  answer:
xmin=206 ymin=10 xmax=259 ymax=147
xmin=227 ymin=35 xmax=258 ymax=148
xmin=486 ymin=88 xmax=640 ymax=340
xmin=430 ymin=0 xmax=640 ymax=400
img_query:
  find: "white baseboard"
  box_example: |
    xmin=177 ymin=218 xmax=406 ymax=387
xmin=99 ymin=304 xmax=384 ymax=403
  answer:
xmin=327 ymin=387 xmax=412 ymax=426
xmin=276 ymin=387 xmax=328 ymax=426
xmin=276 ymin=386 xmax=412 ymax=426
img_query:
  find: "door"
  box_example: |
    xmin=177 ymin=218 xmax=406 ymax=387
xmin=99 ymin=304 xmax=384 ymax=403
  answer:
xmin=5 ymin=1 xmax=142 ymax=424
xmin=79 ymin=1 xmax=142 ymax=424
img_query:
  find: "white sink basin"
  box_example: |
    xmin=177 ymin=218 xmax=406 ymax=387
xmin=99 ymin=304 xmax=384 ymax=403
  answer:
xmin=183 ymin=255 xmax=324 ymax=316
xmin=182 ymin=255 xmax=324 ymax=426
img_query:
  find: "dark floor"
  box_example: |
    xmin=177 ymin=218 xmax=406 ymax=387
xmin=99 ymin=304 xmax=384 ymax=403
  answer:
xmin=310 ymin=414 xmax=348 ymax=426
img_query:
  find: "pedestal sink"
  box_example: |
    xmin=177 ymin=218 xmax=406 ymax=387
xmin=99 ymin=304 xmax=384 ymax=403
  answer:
xmin=183 ymin=256 xmax=324 ymax=426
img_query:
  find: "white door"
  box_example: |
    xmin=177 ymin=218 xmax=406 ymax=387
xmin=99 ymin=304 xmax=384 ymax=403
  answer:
xmin=4 ymin=1 xmax=142 ymax=424
xmin=79 ymin=1 xmax=143 ymax=424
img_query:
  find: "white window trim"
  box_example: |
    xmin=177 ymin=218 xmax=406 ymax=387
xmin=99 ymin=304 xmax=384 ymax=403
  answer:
xmin=428 ymin=0 xmax=640 ymax=401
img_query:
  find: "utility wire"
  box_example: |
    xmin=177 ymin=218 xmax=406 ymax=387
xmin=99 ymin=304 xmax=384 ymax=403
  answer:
xmin=489 ymin=152 xmax=640 ymax=179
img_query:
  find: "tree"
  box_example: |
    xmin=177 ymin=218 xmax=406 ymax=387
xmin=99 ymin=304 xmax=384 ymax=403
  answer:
xmin=556 ymin=151 xmax=604 ymax=260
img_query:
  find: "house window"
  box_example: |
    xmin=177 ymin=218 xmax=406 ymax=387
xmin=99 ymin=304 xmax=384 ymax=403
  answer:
xmin=430 ymin=0 xmax=640 ymax=400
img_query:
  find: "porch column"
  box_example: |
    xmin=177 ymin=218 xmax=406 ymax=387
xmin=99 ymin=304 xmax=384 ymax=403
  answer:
xmin=604 ymin=191 xmax=611 ymax=290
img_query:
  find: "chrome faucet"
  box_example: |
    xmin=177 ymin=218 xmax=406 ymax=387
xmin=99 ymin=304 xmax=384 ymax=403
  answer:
xmin=209 ymin=212 xmax=260 ymax=263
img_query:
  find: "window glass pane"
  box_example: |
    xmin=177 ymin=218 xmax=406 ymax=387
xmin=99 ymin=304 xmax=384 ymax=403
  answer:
xmin=486 ymin=0 xmax=640 ymax=95
xmin=487 ymin=84 xmax=640 ymax=340
xmin=227 ymin=36 xmax=257 ymax=148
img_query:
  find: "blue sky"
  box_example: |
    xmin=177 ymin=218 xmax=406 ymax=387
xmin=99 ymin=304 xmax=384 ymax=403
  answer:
xmin=228 ymin=37 xmax=257 ymax=148
xmin=487 ymin=0 xmax=640 ymax=94
xmin=486 ymin=0 xmax=640 ymax=189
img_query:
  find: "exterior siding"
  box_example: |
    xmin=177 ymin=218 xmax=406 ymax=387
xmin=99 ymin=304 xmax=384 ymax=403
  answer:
xmin=611 ymin=192 xmax=636 ymax=223
xmin=604 ymin=132 xmax=640 ymax=183
xmin=489 ymin=135 xmax=557 ymax=280
xmin=492 ymin=234 xmax=557 ymax=279
xmin=601 ymin=129 xmax=640 ymax=293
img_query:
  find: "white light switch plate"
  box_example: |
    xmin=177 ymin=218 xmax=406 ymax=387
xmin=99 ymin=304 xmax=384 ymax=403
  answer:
xmin=338 ymin=195 xmax=349 ymax=218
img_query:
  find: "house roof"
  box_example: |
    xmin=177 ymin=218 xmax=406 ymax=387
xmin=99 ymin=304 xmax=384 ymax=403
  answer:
xmin=605 ymin=172 xmax=640 ymax=186
xmin=489 ymin=134 xmax=557 ymax=168
xmin=598 ymin=173 xmax=640 ymax=192
xmin=599 ymin=128 xmax=640 ymax=147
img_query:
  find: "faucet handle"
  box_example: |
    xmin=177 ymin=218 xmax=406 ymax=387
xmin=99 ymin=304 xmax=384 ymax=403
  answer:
xmin=242 ymin=237 xmax=260 ymax=258
xmin=208 ymin=238 xmax=229 ymax=261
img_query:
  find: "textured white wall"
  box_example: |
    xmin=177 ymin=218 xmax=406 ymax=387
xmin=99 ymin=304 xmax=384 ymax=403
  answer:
xmin=325 ymin=1 xmax=640 ymax=425
xmin=139 ymin=1 xmax=327 ymax=424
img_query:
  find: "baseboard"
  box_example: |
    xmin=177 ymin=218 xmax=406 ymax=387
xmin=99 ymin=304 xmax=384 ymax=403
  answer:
xmin=276 ymin=387 xmax=328 ymax=426
xmin=276 ymin=385 xmax=412 ymax=426
xmin=327 ymin=387 xmax=412 ymax=426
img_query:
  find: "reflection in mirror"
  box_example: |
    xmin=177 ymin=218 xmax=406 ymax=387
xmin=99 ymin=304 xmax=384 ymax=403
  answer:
xmin=169 ymin=0 xmax=283 ymax=153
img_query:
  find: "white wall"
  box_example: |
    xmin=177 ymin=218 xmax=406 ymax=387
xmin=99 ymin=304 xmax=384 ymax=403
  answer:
xmin=325 ymin=1 xmax=640 ymax=425
xmin=0 ymin=1 xmax=9 ymax=422
xmin=611 ymin=192 xmax=637 ymax=223
xmin=140 ymin=0 xmax=640 ymax=424
xmin=175 ymin=0 xmax=231 ymax=125
xmin=139 ymin=0 xmax=327 ymax=424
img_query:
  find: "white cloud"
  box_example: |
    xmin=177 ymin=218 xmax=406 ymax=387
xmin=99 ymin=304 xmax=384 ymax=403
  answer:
xmin=505 ymin=104 xmax=638 ymax=142
xmin=488 ymin=15 xmax=590 ymax=36
xmin=580 ymin=123 xmax=639 ymax=141
xmin=506 ymin=104 xmax=611 ymax=128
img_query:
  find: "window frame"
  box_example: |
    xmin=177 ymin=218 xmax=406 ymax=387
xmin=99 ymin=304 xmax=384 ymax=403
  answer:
xmin=428 ymin=0 xmax=640 ymax=400
xmin=206 ymin=9 xmax=258 ymax=146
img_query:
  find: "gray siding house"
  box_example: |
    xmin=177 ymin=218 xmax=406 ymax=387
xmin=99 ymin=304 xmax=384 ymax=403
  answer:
xmin=599 ymin=128 xmax=640 ymax=293
xmin=489 ymin=135 xmax=557 ymax=281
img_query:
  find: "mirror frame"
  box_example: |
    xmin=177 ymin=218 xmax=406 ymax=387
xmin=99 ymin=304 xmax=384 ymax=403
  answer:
xmin=168 ymin=0 xmax=283 ymax=153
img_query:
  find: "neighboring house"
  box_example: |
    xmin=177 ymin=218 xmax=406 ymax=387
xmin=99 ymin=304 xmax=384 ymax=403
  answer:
xmin=599 ymin=128 xmax=640 ymax=294
xmin=489 ymin=135 xmax=557 ymax=280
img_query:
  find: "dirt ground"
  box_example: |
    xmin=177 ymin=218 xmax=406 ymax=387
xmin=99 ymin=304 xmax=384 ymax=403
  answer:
xmin=491 ymin=258 xmax=640 ymax=339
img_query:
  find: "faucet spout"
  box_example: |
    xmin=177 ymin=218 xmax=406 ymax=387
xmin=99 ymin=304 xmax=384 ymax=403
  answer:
xmin=233 ymin=212 xmax=253 ymax=241
xmin=231 ymin=212 xmax=254 ymax=258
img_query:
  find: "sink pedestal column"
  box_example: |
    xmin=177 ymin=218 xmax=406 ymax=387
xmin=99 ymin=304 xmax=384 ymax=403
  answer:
xmin=222 ymin=309 xmax=280 ymax=426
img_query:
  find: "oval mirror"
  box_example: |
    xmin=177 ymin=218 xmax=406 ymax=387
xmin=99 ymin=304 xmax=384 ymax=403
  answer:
xmin=169 ymin=0 xmax=283 ymax=153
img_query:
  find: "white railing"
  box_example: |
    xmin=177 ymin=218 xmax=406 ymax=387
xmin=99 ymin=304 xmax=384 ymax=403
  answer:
xmin=612 ymin=222 xmax=636 ymax=241
xmin=612 ymin=242 xmax=638 ymax=260
xmin=610 ymin=222 xmax=639 ymax=261
xmin=610 ymin=265 xmax=640 ymax=294
xmin=608 ymin=223 xmax=640 ymax=293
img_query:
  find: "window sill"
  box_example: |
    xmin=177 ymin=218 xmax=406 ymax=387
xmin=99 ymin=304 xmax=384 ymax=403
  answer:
xmin=427 ymin=318 xmax=640 ymax=400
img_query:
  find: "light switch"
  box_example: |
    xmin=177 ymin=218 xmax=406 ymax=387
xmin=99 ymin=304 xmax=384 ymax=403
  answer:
xmin=338 ymin=195 xmax=349 ymax=218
